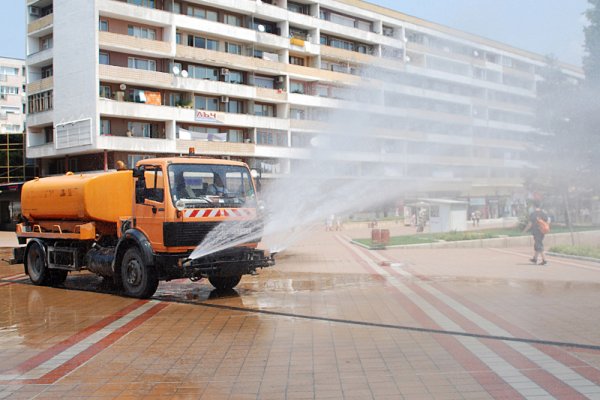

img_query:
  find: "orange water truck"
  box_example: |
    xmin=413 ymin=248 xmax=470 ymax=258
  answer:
xmin=14 ymin=153 xmax=274 ymax=298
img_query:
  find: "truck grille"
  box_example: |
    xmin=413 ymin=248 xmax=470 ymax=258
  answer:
xmin=163 ymin=222 xmax=220 ymax=247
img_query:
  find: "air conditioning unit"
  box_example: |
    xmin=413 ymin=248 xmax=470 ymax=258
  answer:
xmin=28 ymin=6 xmax=40 ymax=16
xmin=220 ymin=68 xmax=229 ymax=75
xmin=276 ymin=76 xmax=285 ymax=83
xmin=220 ymin=96 xmax=229 ymax=103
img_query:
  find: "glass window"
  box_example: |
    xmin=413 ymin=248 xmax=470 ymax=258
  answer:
xmin=226 ymin=70 xmax=243 ymax=84
xmin=128 ymin=121 xmax=155 ymax=138
xmin=100 ymin=119 xmax=111 ymax=135
xmin=127 ymin=0 xmax=155 ymax=8
xmin=99 ymin=19 xmax=109 ymax=31
xmin=128 ymin=57 xmax=156 ymax=71
xmin=176 ymin=32 xmax=181 ymax=44
xmin=206 ymin=39 xmax=219 ymax=51
xmin=289 ymin=56 xmax=305 ymax=66
xmin=0 ymin=67 xmax=19 ymax=76
xmin=226 ymin=99 xmax=243 ymax=113
xmin=226 ymin=42 xmax=242 ymax=55
xmin=167 ymin=164 xmax=255 ymax=207
xmin=290 ymin=81 xmax=305 ymax=94
xmin=99 ymin=52 xmax=109 ymax=65
xmin=128 ymin=25 xmax=156 ymax=40
xmin=254 ymin=103 xmax=275 ymax=117
xmin=99 ymin=85 xmax=111 ymax=99
xmin=225 ymin=14 xmax=241 ymax=27
xmin=254 ymin=76 xmax=274 ymax=89
xmin=194 ymin=95 xmax=219 ymax=111
xmin=189 ymin=65 xmax=218 ymax=80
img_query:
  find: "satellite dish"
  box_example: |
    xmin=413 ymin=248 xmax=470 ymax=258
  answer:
xmin=180 ymin=70 xmax=188 ymax=78
xmin=258 ymin=24 xmax=265 ymax=32
xmin=172 ymin=65 xmax=180 ymax=75
xmin=119 ymin=83 xmax=127 ymax=90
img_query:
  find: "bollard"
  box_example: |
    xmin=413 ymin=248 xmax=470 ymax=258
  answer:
xmin=380 ymin=229 xmax=390 ymax=245
xmin=371 ymin=228 xmax=381 ymax=244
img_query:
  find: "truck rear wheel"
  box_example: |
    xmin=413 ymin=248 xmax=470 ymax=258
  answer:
xmin=121 ymin=248 xmax=158 ymax=299
xmin=208 ymin=275 xmax=242 ymax=291
xmin=27 ymin=242 xmax=49 ymax=285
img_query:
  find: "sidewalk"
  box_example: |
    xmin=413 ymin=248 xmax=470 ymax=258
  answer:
xmin=0 ymin=231 xmax=19 ymax=248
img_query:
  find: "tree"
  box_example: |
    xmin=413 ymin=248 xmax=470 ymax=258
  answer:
xmin=584 ymin=0 xmax=600 ymax=88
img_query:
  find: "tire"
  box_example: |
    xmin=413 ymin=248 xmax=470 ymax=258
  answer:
xmin=50 ymin=269 xmax=68 ymax=285
xmin=208 ymin=275 xmax=242 ymax=291
xmin=27 ymin=242 xmax=50 ymax=285
xmin=121 ymin=247 xmax=158 ymax=299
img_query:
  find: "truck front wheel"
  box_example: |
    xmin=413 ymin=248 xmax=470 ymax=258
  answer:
xmin=27 ymin=242 xmax=49 ymax=285
xmin=121 ymin=248 xmax=158 ymax=299
xmin=208 ymin=275 xmax=242 ymax=291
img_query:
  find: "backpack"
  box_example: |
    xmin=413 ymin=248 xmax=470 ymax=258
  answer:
xmin=537 ymin=217 xmax=550 ymax=234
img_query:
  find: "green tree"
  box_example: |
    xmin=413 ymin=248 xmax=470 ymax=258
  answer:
xmin=584 ymin=0 xmax=600 ymax=88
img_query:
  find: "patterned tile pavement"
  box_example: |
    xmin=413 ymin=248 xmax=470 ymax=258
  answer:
xmin=0 ymin=227 xmax=600 ymax=399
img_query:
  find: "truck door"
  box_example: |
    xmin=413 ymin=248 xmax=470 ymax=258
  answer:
xmin=133 ymin=165 xmax=166 ymax=249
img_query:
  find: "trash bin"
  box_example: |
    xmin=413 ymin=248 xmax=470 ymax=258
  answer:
xmin=371 ymin=228 xmax=381 ymax=243
xmin=380 ymin=229 xmax=390 ymax=245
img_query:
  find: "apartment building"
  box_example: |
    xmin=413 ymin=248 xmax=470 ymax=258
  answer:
xmin=25 ymin=0 xmax=583 ymax=214
xmin=0 ymin=57 xmax=27 ymax=184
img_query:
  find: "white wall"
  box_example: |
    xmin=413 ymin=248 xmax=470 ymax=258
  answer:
xmin=53 ymin=0 xmax=98 ymax=153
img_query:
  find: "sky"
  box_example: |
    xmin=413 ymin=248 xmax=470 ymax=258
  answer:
xmin=0 ymin=0 xmax=589 ymax=65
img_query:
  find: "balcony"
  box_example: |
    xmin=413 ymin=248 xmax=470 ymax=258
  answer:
xmin=175 ymin=140 xmax=255 ymax=157
xmin=97 ymin=134 xmax=176 ymax=154
xmin=28 ymin=14 xmax=53 ymax=35
xmin=99 ymin=31 xmax=171 ymax=57
xmin=27 ymin=47 xmax=53 ymax=67
xmin=27 ymin=76 xmax=53 ymax=94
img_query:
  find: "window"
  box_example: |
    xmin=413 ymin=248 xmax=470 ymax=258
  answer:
xmin=226 ymin=42 xmax=242 ymax=55
xmin=173 ymin=2 xmax=181 ymax=14
xmin=100 ymin=119 xmax=111 ymax=135
xmin=189 ymin=65 xmax=218 ymax=81
xmin=99 ymin=19 xmax=108 ymax=31
xmin=257 ymin=129 xmax=287 ymax=146
xmin=99 ymin=52 xmax=109 ymax=65
xmin=138 ymin=166 xmax=164 ymax=203
xmin=41 ymin=36 xmax=53 ymax=50
xmin=0 ymin=86 xmax=18 ymax=95
xmin=226 ymin=99 xmax=243 ymax=114
xmin=176 ymin=32 xmax=181 ymax=44
xmin=228 ymin=129 xmax=244 ymax=143
xmin=41 ymin=65 xmax=53 ymax=78
xmin=99 ymin=85 xmax=111 ymax=99
xmin=28 ymin=90 xmax=53 ymax=113
xmin=206 ymin=39 xmax=219 ymax=51
xmin=288 ymin=2 xmax=309 ymax=15
xmin=128 ymin=154 xmax=154 ymax=169
xmin=187 ymin=35 xmax=219 ymax=51
xmin=290 ymin=81 xmax=305 ymax=94
xmin=128 ymin=57 xmax=156 ymax=71
xmin=194 ymin=95 xmax=219 ymax=111
xmin=128 ymin=25 xmax=156 ymax=40
xmin=289 ymin=56 xmax=305 ymax=66
xmin=382 ymin=26 xmax=394 ymax=37
xmin=290 ymin=108 xmax=305 ymax=120
xmin=225 ymin=14 xmax=242 ymax=27
xmin=254 ymin=76 xmax=274 ymax=89
xmin=0 ymin=67 xmax=18 ymax=76
xmin=128 ymin=121 xmax=156 ymax=138
xmin=187 ymin=6 xmax=217 ymax=21
xmin=226 ymin=70 xmax=243 ymax=84
xmin=127 ymin=0 xmax=155 ymax=8
xmin=254 ymin=103 xmax=275 ymax=117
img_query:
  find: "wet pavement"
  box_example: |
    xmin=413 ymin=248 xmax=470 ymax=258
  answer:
xmin=1 ymin=227 xmax=600 ymax=399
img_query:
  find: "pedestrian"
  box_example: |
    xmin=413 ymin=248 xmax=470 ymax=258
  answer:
xmin=522 ymin=200 xmax=549 ymax=265
xmin=474 ymin=210 xmax=480 ymax=226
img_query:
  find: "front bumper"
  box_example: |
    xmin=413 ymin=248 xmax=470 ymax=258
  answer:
xmin=181 ymin=247 xmax=275 ymax=278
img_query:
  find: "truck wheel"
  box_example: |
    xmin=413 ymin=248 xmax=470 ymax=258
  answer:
xmin=27 ymin=242 xmax=50 ymax=285
xmin=121 ymin=248 xmax=158 ymax=299
xmin=208 ymin=275 xmax=242 ymax=291
xmin=50 ymin=270 xmax=68 ymax=285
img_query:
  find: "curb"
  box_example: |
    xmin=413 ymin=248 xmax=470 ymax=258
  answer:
xmin=546 ymin=252 xmax=600 ymax=264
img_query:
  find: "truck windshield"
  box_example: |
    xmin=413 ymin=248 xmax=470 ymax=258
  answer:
xmin=168 ymin=164 xmax=256 ymax=209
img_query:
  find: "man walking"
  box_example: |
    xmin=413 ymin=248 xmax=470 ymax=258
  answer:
xmin=522 ymin=200 xmax=549 ymax=265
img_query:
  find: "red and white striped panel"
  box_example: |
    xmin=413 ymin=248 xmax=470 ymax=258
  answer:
xmin=183 ymin=208 xmax=256 ymax=219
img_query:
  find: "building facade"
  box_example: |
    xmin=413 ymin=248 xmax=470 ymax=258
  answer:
xmin=0 ymin=57 xmax=27 ymax=184
xmin=25 ymin=0 xmax=582 ymax=213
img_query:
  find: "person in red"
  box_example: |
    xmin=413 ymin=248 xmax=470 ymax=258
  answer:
xmin=522 ymin=200 xmax=549 ymax=265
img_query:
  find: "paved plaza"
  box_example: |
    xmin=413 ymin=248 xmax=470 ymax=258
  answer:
xmin=1 ymin=225 xmax=600 ymax=399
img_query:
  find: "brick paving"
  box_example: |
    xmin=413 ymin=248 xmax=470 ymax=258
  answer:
xmin=0 ymin=225 xmax=599 ymax=399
